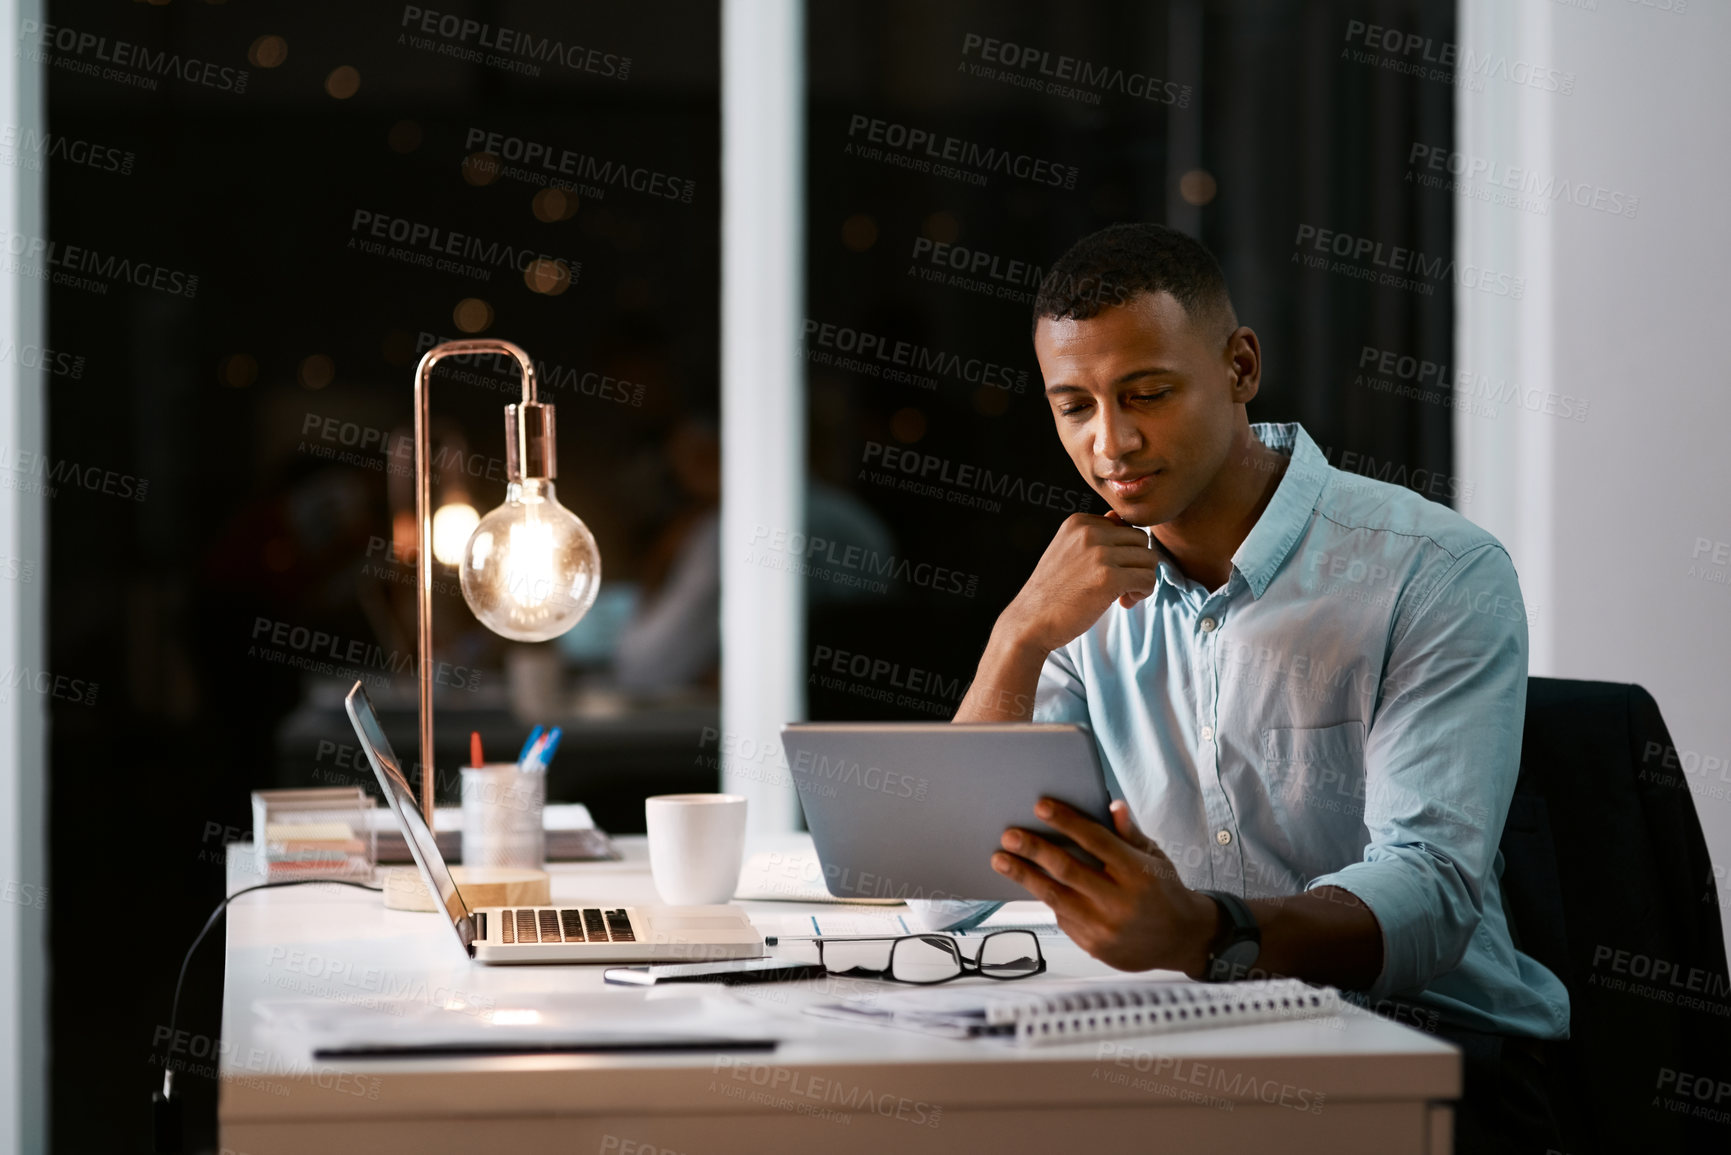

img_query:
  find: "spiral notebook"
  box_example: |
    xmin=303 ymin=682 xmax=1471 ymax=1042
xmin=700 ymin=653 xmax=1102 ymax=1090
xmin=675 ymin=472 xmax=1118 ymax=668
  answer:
xmin=807 ymin=977 xmax=1342 ymax=1047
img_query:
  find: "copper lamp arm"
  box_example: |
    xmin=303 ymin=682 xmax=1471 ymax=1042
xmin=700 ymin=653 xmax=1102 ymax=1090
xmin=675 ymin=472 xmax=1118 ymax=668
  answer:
xmin=410 ymin=340 xmax=538 ymax=825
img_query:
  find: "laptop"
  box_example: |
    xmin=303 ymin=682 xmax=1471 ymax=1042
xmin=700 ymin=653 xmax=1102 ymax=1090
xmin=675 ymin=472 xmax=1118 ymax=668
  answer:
xmin=782 ymin=722 xmax=1114 ymax=903
xmin=345 ymin=683 xmax=763 ymax=964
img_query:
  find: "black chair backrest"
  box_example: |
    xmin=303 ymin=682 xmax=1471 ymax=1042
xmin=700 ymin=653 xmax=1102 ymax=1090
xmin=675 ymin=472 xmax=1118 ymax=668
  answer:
xmin=1502 ymin=677 xmax=1731 ymax=1155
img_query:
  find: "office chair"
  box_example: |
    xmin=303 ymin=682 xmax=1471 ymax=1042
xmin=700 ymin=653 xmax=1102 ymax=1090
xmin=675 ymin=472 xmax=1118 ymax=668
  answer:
xmin=1499 ymin=678 xmax=1731 ymax=1155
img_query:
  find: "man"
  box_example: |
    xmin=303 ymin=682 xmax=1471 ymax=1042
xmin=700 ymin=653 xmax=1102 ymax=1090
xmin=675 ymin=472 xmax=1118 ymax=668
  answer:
xmin=932 ymin=223 xmax=1569 ymax=1152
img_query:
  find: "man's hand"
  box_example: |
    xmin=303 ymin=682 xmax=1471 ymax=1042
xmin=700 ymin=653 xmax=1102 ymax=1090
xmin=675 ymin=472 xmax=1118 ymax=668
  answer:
xmin=954 ymin=511 xmax=1158 ymax=722
xmin=992 ymin=798 xmax=1218 ymax=976
xmin=998 ymin=511 xmax=1159 ymax=655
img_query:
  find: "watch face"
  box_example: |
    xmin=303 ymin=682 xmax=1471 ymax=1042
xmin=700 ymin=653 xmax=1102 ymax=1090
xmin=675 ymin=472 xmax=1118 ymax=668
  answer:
xmin=1202 ymin=892 xmax=1259 ymax=980
xmin=1206 ymin=944 xmax=1259 ymax=982
xmin=1222 ymin=941 xmax=1259 ymax=965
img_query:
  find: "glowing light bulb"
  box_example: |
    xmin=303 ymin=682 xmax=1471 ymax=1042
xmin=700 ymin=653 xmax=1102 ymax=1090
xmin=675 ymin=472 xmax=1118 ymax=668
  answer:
xmin=505 ymin=517 xmax=557 ymax=605
xmin=430 ymin=502 xmax=479 ymax=567
xmin=460 ymin=478 xmax=599 ymax=642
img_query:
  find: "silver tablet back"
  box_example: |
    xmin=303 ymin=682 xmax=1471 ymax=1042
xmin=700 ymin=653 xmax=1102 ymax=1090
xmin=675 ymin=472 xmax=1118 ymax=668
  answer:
xmin=780 ymin=722 xmax=1114 ymax=902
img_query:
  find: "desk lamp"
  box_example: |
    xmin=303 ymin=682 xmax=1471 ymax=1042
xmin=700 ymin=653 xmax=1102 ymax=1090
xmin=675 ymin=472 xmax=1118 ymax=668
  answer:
xmin=412 ymin=339 xmax=600 ymax=823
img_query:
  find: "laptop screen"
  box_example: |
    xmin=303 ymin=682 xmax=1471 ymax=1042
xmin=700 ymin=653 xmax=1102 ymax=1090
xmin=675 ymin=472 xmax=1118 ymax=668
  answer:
xmin=344 ymin=682 xmax=475 ymax=952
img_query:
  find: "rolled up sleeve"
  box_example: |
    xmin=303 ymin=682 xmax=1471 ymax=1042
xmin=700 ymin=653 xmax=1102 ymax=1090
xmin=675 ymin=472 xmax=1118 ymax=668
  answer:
xmin=1033 ymin=643 xmax=1090 ymax=724
xmin=1303 ymin=544 xmax=1529 ymax=1003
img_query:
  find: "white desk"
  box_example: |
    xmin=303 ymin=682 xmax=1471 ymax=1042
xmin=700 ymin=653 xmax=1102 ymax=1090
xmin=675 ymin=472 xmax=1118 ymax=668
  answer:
xmin=218 ymin=835 xmax=1458 ymax=1154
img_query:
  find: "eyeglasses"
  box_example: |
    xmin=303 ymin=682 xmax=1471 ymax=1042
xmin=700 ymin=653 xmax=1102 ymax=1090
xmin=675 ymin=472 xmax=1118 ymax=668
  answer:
xmin=815 ymin=930 xmax=1047 ymax=985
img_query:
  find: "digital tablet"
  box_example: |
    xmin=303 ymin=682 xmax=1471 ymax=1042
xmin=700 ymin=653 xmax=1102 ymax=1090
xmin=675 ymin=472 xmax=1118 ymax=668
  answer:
xmin=780 ymin=722 xmax=1115 ymax=903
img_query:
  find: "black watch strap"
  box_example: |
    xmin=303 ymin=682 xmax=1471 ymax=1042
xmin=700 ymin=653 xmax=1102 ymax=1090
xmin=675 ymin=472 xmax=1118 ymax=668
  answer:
xmin=1197 ymin=889 xmax=1261 ymax=982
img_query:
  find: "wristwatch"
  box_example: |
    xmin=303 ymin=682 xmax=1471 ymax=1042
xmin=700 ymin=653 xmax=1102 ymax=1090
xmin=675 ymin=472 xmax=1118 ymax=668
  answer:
xmin=1196 ymin=889 xmax=1261 ymax=982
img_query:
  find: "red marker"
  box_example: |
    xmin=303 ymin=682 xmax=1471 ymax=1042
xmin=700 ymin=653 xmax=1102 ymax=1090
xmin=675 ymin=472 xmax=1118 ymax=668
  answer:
xmin=469 ymin=731 xmax=484 ymax=768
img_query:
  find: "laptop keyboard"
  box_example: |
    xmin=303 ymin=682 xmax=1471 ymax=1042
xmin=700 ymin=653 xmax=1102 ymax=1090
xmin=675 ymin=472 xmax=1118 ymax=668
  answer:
xmin=498 ymin=907 xmax=635 ymax=945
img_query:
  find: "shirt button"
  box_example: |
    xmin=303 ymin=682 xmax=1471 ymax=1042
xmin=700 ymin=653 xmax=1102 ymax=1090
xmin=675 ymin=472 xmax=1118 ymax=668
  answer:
xmin=1200 ymin=725 xmax=1214 ymax=742
xmin=1216 ymin=830 xmax=1232 ymax=846
xmin=1200 ymin=617 xmax=1217 ymax=632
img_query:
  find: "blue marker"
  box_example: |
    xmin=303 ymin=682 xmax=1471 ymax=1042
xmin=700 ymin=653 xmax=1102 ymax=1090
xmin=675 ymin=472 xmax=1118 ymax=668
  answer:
xmin=529 ymin=727 xmax=563 ymax=772
xmin=517 ymin=726 xmax=545 ymax=768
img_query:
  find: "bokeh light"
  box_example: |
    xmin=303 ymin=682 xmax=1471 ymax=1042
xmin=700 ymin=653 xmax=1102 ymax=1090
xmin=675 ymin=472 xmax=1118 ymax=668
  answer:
xmin=841 ymin=213 xmax=878 ymax=252
xmin=247 ymin=35 xmax=288 ymax=68
xmin=1179 ymin=169 xmax=1218 ymax=206
xmin=298 ymin=354 xmax=335 ymax=390
xmin=325 ymin=66 xmax=361 ymax=100
xmin=462 ymin=153 xmax=501 ymax=186
xmin=453 ymin=299 xmax=494 ymax=333
xmin=431 ymin=503 xmax=480 ymax=567
xmin=890 ymin=408 xmax=927 ymax=443
xmin=532 ymin=188 xmax=579 ymax=222
xmin=219 ymin=354 xmax=257 ymax=388
xmin=923 ymin=211 xmax=960 ymax=244
xmin=524 ymin=259 xmax=573 ymax=296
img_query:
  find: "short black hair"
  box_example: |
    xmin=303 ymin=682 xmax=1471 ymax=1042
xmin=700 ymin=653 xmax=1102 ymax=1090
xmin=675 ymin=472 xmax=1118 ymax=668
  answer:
xmin=1032 ymin=223 xmax=1236 ymax=338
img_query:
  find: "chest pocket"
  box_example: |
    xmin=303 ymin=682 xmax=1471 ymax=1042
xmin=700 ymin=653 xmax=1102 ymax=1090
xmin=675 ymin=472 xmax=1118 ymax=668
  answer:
xmin=1261 ymin=722 xmax=1370 ymax=870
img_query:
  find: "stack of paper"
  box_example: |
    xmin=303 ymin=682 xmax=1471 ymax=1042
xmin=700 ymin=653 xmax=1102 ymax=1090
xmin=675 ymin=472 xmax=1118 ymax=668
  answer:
xmin=733 ymin=849 xmax=903 ymax=904
xmin=263 ymin=821 xmax=368 ymax=875
xmin=363 ymin=803 xmax=620 ymax=863
xmin=252 ymin=787 xmax=376 ymax=882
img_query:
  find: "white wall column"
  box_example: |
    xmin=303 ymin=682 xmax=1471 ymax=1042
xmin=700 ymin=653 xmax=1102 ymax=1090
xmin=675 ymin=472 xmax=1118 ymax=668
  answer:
xmin=1455 ymin=0 xmax=1557 ymax=674
xmin=1457 ymin=0 xmax=1731 ymax=964
xmin=0 ymin=0 xmax=49 ymax=1150
xmin=721 ymin=0 xmax=805 ymax=833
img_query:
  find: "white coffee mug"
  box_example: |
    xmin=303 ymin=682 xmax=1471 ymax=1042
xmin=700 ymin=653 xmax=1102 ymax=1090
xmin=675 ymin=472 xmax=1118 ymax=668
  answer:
xmin=645 ymin=794 xmax=748 ymax=905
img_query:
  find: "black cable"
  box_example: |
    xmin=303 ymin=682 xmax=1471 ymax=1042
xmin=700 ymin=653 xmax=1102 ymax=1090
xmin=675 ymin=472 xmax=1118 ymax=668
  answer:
xmin=165 ymin=878 xmax=383 ymax=1049
xmin=154 ymin=878 xmax=382 ymax=1154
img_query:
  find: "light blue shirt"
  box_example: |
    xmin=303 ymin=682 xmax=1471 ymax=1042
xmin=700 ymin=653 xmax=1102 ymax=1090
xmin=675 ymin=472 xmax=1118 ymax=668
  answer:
xmin=933 ymin=422 xmax=1569 ymax=1040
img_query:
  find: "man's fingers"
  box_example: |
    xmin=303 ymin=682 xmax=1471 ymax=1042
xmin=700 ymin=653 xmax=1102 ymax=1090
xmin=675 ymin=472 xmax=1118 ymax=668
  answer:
xmin=1103 ymin=543 xmax=1159 ymax=567
xmin=1079 ymin=516 xmax=1153 ymax=548
xmin=1032 ymin=798 xmax=1138 ymax=870
xmin=1108 ymin=568 xmax=1160 ymax=600
xmin=991 ymin=850 xmax=1090 ymax=916
xmin=1000 ymin=828 xmax=1111 ymax=899
xmin=1101 ymin=554 xmax=1160 ymax=603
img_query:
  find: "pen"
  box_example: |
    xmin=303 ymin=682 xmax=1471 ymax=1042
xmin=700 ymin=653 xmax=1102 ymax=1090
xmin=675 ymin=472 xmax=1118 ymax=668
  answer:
xmin=527 ymin=727 xmax=562 ymax=772
xmin=469 ymin=731 xmax=483 ymax=768
xmin=517 ymin=726 xmax=545 ymax=765
xmin=539 ymin=726 xmax=562 ymax=766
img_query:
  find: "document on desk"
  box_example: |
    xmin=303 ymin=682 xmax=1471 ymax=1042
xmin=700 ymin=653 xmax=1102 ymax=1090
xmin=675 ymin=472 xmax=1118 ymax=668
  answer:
xmin=733 ymin=849 xmax=904 ymax=904
xmin=253 ymin=990 xmax=781 ymax=1059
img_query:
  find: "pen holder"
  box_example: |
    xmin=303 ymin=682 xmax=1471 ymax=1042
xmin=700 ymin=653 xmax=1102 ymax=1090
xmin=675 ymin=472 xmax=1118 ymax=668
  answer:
xmin=460 ymin=763 xmax=545 ymax=869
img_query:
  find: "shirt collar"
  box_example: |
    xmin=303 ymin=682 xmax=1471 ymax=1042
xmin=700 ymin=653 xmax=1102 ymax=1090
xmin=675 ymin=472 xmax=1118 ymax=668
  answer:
xmin=1229 ymin=422 xmax=1330 ymax=599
